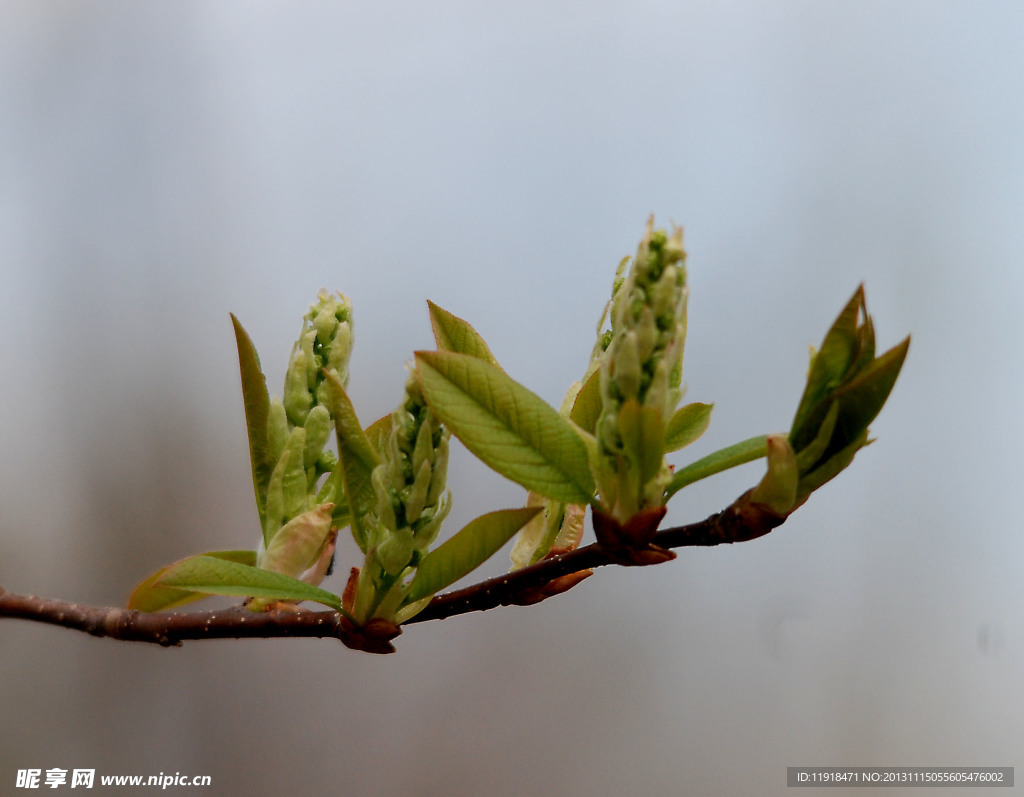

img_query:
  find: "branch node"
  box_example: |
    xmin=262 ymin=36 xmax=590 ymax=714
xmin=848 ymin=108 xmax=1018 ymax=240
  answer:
xmin=338 ymin=616 xmax=401 ymax=655
xmin=592 ymin=505 xmax=675 ymax=566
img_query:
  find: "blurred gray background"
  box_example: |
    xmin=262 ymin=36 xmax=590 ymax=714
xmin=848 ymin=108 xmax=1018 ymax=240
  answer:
xmin=1 ymin=2 xmax=1020 ymax=795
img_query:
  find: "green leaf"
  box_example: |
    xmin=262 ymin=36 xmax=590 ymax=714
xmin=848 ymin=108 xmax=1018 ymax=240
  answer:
xmin=415 ymin=351 xmax=596 ymax=504
xmin=231 ymin=315 xmax=273 ymax=527
xmin=323 ymin=370 xmax=378 ymax=468
xmin=156 ymin=555 xmax=343 ymax=611
xmin=790 ymin=339 xmax=907 ymax=501
xmin=794 ymin=401 xmax=840 ymax=474
xmin=127 ymin=550 xmax=257 ymax=612
xmin=569 ymin=368 xmax=602 ymax=435
xmin=329 ymin=497 xmax=352 ymax=528
xmin=797 ymin=429 xmax=870 ymax=500
xmin=664 ymin=434 xmax=769 ymax=500
xmin=364 ymin=413 xmax=393 ymax=458
xmin=664 ymin=402 xmax=713 ymax=452
xmin=825 ymin=336 xmax=910 ymax=458
xmin=791 ymin=287 xmax=864 ymax=447
xmin=323 ymin=370 xmax=380 ymax=552
xmin=407 ymin=507 xmax=542 ymax=603
xmin=427 ymin=300 xmax=500 ymax=365
xmin=783 ymin=285 xmax=908 ymax=507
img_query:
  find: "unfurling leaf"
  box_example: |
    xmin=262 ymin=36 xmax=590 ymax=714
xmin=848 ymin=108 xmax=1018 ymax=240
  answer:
xmin=788 ymin=286 xmax=910 ymax=506
xmin=257 ymin=502 xmax=336 ymax=584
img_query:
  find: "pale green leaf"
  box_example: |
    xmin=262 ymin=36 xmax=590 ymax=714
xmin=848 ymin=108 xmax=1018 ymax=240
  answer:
xmin=127 ymin=550 xmax=257 ymax=613
xmin=364 ymin=413 xmax=393 ymax=458
xmin=407 ymin=507 xmax=542 ymax=603
xmin=156 ymin=555 xmax=343 ymax=611
xmin=415 ymin=351 xmax=595 ymax=504
xmin=664 ymin=402 xmax=713 ymax=452
xmin=427 ymin=300 xmax=500 ymax=365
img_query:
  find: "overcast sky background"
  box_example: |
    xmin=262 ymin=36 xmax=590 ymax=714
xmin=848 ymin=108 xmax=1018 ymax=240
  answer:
xmin=1 ymin=3 xmax=1022 ymax=795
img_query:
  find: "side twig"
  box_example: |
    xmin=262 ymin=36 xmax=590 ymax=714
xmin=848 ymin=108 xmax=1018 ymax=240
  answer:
xmin=0 ymin=491 xmax=786 ymax=647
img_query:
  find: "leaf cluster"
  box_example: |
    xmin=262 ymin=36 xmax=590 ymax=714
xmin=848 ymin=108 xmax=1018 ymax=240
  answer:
xmin=125 ymin=220 xmax=909 ymax=654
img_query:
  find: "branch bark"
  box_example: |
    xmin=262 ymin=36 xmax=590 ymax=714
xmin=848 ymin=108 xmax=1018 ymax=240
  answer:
xmin=0 ymin=491 xmax=786 ymax=648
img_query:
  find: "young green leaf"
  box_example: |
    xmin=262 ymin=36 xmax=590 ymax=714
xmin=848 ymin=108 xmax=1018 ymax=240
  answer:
xmin=569 ymin=368 xmax=602 ymax=435
xmin=427 ymin=300 xmax=500 ymax=365
xmin=825 ymin=336 xmax=910 ymax=458
xmin=785 ymin=287 xmax=909 ymax=506
xmin=664 ymin=434 xmax=770 ymax=500
xmin=127 ymin=550 xmax=258 ymax=613
xmin=664 ymin=402 xmax=713 ymax=452
xmin=363 ymin=413 xmax=394 ymax=458
xmin=797 ymin=430 xmax=870 ymax=499
xmin=791 ymin=286 xmax=867 ymax=450
xmin=155 ymin=555 xmax=343 ymax=611
xmin=323 ymin=369 xmax=381 ymax=552
xmin=794 ymin=401 xmax=840 ymax=475
xmin=231 ymin=315 xmax=273 ymax=527
xmin=415 ymin=351 xmax=595 ymax=504
xmin=407 ymin=506 xmax=543 ymax=603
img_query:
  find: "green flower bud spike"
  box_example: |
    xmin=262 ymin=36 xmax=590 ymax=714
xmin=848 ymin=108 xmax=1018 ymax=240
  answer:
xmin=284 ymin=290 xmax=354 ymax=421
xmin=245 ymin=290 xmax=354 ymax=609
xmin=591 ymin=217 xmax=689 ymax=563
xmin=128 ymin=291 xmax=355 ymax=614
xmin=349 ymin=369 xmax=452 ymax=628
xmin=270 ymin=292 xmax=354 ymax=505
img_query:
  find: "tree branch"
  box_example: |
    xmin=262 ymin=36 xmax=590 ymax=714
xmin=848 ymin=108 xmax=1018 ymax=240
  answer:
xmin=407 ymin=487 xmax=785 ymax=623
xmin=0 ymin=491 xmax=786 ymax=648
xmin=0 ymin=589 xmax=348 ymax=646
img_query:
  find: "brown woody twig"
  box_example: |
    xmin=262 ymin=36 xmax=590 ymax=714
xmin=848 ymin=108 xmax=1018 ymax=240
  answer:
xmin=0 ymin=490 xmax=786 ymax=650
